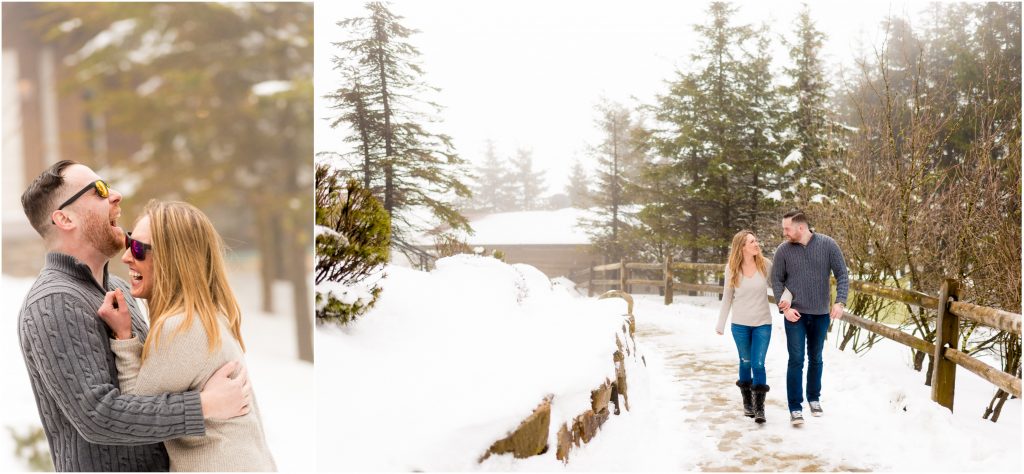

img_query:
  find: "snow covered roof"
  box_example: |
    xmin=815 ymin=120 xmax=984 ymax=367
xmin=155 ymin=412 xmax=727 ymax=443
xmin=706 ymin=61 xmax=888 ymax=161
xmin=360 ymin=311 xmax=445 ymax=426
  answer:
xmin=415 ymin=208 xmax=594 ymax=246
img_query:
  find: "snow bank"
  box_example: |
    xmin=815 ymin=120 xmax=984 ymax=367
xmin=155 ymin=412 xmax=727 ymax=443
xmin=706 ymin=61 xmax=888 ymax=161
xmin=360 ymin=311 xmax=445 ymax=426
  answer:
xmin=317 ymin=255 xmax=639 ymax=470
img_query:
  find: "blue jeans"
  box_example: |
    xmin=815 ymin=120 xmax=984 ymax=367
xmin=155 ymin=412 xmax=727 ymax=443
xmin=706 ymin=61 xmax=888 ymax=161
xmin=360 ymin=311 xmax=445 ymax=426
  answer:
xmin=784 ymin=313 xmax=830 ymax=412
xmin=731 ymin=323 xmax=772 ymax=386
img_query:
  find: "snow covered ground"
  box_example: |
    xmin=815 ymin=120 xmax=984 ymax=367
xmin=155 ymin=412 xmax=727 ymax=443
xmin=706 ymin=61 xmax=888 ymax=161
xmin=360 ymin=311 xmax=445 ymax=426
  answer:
xmin=560 ymin=294 xmax=1022 ymax=472
xmin=317 ymin=255 xmax=637 ymax=471
xmin=318 ymin=256 xmax=1021 ymax=471
xmin=0 ymin=265 xmax=314 ymax=472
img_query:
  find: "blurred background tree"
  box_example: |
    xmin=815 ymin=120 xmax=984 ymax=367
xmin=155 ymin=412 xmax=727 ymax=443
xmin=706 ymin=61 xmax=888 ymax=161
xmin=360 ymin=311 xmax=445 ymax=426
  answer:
xmin=30 ymin=2 xmax=314 ymax=361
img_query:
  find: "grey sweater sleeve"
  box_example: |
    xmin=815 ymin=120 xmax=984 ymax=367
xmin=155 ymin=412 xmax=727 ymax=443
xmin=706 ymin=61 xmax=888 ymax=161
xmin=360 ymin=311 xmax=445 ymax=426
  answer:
xmin=20 ymin=292 xmax=206 ymax=445
xmin=771 ymin=248 xmax=786 ymax=307
xmin=830 ymin=239 xmax=850 ymax=304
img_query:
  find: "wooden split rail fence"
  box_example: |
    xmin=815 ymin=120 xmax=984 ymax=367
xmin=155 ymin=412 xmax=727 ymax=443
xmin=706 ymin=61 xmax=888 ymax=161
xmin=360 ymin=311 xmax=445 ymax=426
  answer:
xmin=576 ymin=258 xmax=1022 ymax=413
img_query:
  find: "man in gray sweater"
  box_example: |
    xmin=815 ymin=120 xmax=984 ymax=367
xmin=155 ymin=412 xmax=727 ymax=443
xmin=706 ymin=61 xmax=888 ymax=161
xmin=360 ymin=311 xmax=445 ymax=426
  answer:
xmin=771 ymin=210 xmax=849 ymax=426
xmin=17 ymin=160 xmax=253 ymax=472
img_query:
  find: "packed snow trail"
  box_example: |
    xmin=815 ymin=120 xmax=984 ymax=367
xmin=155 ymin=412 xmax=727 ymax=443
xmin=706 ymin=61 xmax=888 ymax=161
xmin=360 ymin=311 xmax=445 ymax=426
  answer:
xmin=635 ymin=324 xmax=869 ymax=472
xmin=611 ymin=294 xmax=1019 ymax=473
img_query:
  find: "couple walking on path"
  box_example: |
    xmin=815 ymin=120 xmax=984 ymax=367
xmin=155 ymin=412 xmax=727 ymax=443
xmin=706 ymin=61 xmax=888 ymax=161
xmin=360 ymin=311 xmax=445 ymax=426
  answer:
xmin=716 ymin=210 xmax=850 ymax=426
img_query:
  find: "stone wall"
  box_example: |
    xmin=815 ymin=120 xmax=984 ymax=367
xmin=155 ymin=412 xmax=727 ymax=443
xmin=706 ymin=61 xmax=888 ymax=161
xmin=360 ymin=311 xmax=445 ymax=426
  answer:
xmin=479 ymin=309 xmax=644 ymax=464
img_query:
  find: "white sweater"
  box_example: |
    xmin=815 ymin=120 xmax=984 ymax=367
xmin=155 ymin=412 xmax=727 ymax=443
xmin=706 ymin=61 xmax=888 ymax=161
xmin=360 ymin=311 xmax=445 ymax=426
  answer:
xmin=716 ymin=262 xmax=791 ymax=333
xmin=111 ymin=313 xmax=277 ymax=472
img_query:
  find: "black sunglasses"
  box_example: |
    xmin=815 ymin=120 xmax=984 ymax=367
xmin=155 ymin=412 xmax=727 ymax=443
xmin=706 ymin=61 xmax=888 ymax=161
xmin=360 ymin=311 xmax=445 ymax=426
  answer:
xmin=51 ymin=180 xmax=111 ymax=225
xmin=125 ymin=232 xmax=153 ymax=261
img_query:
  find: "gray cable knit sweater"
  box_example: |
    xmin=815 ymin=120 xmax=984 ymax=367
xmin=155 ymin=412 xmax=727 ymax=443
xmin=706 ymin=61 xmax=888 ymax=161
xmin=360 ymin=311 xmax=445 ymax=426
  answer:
xmin=771 ymin=232 xmax=850 ymax=315
xmin=17 ymin=253 xmax=205 ymax=472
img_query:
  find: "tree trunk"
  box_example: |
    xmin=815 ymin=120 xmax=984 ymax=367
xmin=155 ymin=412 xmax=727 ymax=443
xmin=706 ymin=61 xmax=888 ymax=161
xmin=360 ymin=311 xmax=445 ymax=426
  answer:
xmin=923 ymin=354 xmax=935 ymax=387
xmin=983 ymin=389 xmax=1010 ymax=422
xmin=839 ymin=323 xmax=857 ymax=351
xmin=257 ymin=207 xmax=277 ymax=313
xmin=288 ymin=235 xmax=314 ymax=362
xmin=913 ymin=349 xmax=926 ymax=371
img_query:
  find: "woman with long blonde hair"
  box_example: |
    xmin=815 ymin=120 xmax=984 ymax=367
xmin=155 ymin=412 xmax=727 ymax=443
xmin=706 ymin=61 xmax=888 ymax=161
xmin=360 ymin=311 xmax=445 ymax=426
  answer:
xmin=97 ymin=200 xmax=276 ymax=471
xmin=716 ymin=229 xmax=791 ymax=424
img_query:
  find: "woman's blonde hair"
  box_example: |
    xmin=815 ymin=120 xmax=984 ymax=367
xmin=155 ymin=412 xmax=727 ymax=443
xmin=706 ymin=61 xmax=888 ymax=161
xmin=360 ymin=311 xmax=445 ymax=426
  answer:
xmin=141 ymin=200 xmax=244 ymax=360
xmin=726 ymin=229 xmax=768 ymax=288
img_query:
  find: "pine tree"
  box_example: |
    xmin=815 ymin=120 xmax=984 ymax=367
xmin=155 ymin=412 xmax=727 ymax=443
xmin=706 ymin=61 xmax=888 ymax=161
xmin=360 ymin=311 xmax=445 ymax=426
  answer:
xmin=315 ymin=161 xmax=391 ymax=324
xmin=566 ymin=158 xmax=591 ymax=208
xmin=650 ymin=1 xmax=753 ymax=261
xmin=41 ymin=2 xmax=315 ymax=361
xmin=509 ymin=147 xmax=546 ymax=211
xmin=470 ymin=140 xmax=516 ymax=212
xmin=585 ymin=100 xmax=645 ymax=261
xmin=328 ymin=2 xmax=472 ymax=243
xmin=323 ymin=67 xmax=381 ymax=191
xmin=781 ymin=3 xmax=834 ymax=188
xmin=650 ymin=73 xmax=706 ymax=263
xmin=735 ymin=24 xmax=788 ymax=233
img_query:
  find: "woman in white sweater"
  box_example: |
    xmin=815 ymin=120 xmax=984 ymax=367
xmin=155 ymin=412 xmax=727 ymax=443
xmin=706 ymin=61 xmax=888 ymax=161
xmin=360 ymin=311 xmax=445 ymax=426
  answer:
xmin=716 ymin=230 xmax=791 ymax=424
xmin=96 ymin=200 xmax=276 ymax=471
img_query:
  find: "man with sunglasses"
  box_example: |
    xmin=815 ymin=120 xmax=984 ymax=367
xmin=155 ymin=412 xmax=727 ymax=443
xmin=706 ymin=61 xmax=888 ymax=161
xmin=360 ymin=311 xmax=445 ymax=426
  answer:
xmin=17 ymin=160 xmax=252 ymax=472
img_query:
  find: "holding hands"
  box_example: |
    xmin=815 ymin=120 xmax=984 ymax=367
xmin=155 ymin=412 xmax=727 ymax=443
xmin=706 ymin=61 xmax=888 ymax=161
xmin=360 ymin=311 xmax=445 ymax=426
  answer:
xmin=783 ymin=307 xmax=801 ymax=322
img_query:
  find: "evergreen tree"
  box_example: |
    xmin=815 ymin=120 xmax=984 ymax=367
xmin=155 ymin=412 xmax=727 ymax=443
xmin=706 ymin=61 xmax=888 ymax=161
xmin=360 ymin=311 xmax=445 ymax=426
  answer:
xmin=42 ymin=2 xmax=315 ymax=361
xmin=649 ymin=1 xmax=753 ymax=261
xmin=470 ymin=140 xmax=516 ymax=212
xmin=566 ymin=158 xmax=591 ymax=208
xmin=585 ymin=100 xmax=645 ymax=261
xmin=509 ymin=147 xmax=546 ymax=211
xmin=328 ymin=2 xmax=472 ymax=244
xmin=736 ymin=24 xmax=788 ymax=233
xmin=781 ymin=3 xmax=836 ymax=192
xmin=649 ymin=73 xmax=706 ymax=263
xmin=315 ymin=161 xmax=391 ymax=325
xmin=323 ymin=67 xmax=381 ymax=191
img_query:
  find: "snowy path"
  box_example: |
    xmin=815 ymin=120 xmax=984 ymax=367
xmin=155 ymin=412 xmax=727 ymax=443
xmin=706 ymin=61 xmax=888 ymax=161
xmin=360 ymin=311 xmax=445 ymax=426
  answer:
xmin=635 ymin=323 xmax=868 ymax=472
xmin=609 ymin=294 xmax=1020 ymax=472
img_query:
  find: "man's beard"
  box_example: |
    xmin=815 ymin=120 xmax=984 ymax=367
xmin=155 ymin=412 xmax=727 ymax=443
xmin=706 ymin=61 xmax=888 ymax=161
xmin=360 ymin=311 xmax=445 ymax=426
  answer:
xmin=82 ymin=211 xmax=123 ymax=258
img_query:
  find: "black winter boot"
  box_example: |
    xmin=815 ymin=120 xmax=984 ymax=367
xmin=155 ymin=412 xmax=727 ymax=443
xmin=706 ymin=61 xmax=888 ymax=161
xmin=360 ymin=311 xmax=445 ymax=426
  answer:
xmin=736 ymin=380 xmax=754 ymax=418
xmin=752 ymin=384 xmax=770 ymax=424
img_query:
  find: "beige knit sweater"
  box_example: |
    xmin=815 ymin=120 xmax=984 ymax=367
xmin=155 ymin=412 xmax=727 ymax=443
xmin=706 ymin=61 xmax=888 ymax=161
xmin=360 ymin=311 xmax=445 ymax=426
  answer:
xmin=110 ymin=313 xmax=277 ymax=472
xmin=716 ymin=262 xmax=792 ymax=334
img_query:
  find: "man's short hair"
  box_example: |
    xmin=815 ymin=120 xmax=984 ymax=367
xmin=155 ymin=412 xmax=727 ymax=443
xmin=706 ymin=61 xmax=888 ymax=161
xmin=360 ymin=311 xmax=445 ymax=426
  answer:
xmin=22 ymin=160 xmax=78 ymax=238
xmin=783 ymin=209 xmax=809 ymax=227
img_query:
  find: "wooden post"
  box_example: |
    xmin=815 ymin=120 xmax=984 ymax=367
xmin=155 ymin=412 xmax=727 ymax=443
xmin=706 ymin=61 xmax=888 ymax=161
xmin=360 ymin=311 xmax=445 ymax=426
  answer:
xmin=619 ymin=259 xmax=628 ymax=293
xmin=664 ymin=255 xmax=673 ymax=305
xmin=717 ymin=272 xmax=725 ymax=301
xmin=588 ymin=261 xmax=595 ymax=297
xmin=931 ymin=278 xmax=960 ymax=411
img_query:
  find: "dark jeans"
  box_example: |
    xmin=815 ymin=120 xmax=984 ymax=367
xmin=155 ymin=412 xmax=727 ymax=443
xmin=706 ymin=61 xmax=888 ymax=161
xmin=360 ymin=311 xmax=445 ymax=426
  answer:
xmin=731 ymin=323 xmax=772 ymax=386
xmin=784 ymin=313 xmax=830 ymax=412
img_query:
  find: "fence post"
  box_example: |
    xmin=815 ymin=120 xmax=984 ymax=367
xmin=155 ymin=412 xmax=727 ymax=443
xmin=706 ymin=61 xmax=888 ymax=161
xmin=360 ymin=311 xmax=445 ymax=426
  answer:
xmin=664 ymin=255 xmax=673 ymax=305
xmin=588 ymin=261 xmax=595 ymax=297
xmin=931 ymin=278 xmax=960 ymax=411
xmin=620 ymin=259 xmax=628 ymax=293
xmin=717 ymin=271 xmax=725 ymax=301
